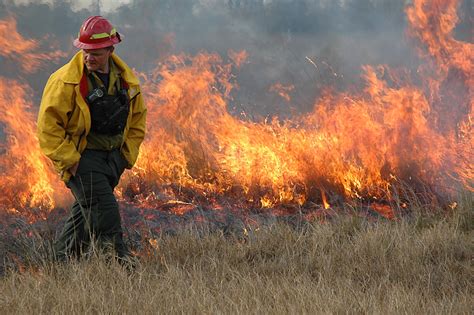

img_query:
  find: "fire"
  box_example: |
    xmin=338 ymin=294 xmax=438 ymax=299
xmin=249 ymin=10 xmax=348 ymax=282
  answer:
xmin=148 ymin=238 xmax=159 ymax=250
xmin=228 ymin=49 xmax=248 ymax=68
xmin=125 ymin=0 xmax=472 ymax=208
xmin=371 ymin=204 xmax=395 ymax=220
xmin=269 ymin=83 xmax=295 ymax=102
xmin=408 ymin=0 xmax=473 ymax=192
xmin=0 ymin=16 xmax=67 ymax=73
xmin=0 ymin=16 xmax=70 ymax=222
xmin=321 ymin=190 xmax=330 ymax=210
xmin=406 ymin=0 xmax=473 ymax=81
xmin=0 ymin=0 xmax=472 ymax=225
xmin=0 ymin=78 xmax=70 ymax=222
xmin=129 ymin=56 xmax=455 ymax=209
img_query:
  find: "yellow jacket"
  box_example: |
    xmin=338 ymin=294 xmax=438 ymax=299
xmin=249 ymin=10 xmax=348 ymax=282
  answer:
xmin=37 ymin=51 xmax=147 ymax=182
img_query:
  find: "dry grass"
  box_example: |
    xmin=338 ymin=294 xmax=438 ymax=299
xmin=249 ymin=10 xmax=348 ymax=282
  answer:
xmin=0 ymin=194 xmax=472 ymax=314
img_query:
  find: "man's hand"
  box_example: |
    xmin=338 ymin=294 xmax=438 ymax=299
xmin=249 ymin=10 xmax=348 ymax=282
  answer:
xmin=69 ymin=162 xmax=79 ymax=176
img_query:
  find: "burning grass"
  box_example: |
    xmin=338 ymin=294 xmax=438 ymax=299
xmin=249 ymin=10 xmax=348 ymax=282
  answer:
xmin=0 ymin=194 xmax=472 ymax=314
xmin=1 ymin=0 xmax=472 ymax=219
xmin=0 ymin=0 xmax=472 ymax=311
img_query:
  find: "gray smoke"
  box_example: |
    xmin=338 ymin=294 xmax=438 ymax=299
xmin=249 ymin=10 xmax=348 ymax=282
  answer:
xmin=0 ymin=0 xmax=472 ymax=118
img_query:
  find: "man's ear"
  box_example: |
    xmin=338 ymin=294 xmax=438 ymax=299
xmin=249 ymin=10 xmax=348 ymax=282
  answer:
xmin=109 ymin=46 xmax=115 ymax=53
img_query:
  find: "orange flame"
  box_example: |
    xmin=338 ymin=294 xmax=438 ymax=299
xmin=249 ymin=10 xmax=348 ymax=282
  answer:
xmin=321 ymin=190 xmax=330 ymax=210
xmin=0 ymin=16 xmax=67 ymax=73
xmin=406 ymin=0 xmax=473 ymax=81
xmin=0 ymin=0 xmax=472 ymax=224
xmin=228 ymin=49 xmax=248 ymax=69
xmin=269 ymin=83 xmax=295 ymax=102
xmin=407 ymin=0 xmax=473 ymax=191
xmin=0 ymin=78 xmax=70 ymax=222
xmin=124 ymin=0 xmax=472 ymax=207
xmin=128 ymin=56 xmax=456 ymax=209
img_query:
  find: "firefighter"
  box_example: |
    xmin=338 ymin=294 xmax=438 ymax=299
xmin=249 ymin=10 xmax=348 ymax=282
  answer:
xmin=37 ymin=16 xmax=146 ymax=262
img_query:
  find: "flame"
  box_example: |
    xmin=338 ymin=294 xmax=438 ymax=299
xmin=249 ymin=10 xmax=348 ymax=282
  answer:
xmin=148 ymin=238 xmax=159 ymax=250
xmin=406 ymin=0 xmax=473 ymax=139
xmin=0 ymin=16 xmax=67 ymax=73
xmin=260 ymin=196 xmax=274 ymax=208
xmin=125 ymin=0 xmax=472 ymax=208
xmin=0 ymin=0 xmax=472 ymax=225
xmin=228 ymin=49 xmax=248 ymax=68
xmin=269 ymin=83 xmax=295 ymax=102
xmin=321 ymin=190 xmax=330 ymax=210
xmin=407 ymin=0 xmax=473 ymax=191
xmin=0 ymin=78 xmax=70 ymax=222
xmin=406 ymin=0 xmax=473 ymax=81
xmin=371 ymin=203 xmax=395 ymax=220
xmin=128 ymin=51 xmax=463 ymax=209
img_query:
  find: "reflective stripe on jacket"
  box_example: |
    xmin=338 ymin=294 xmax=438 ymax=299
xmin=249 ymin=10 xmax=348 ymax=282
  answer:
xmin=37 ymin=51 xmax=147 ymax=182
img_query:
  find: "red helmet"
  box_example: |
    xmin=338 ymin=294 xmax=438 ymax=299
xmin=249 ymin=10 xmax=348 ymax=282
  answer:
xmin=73 ymin=16 xmax=122 ymax=49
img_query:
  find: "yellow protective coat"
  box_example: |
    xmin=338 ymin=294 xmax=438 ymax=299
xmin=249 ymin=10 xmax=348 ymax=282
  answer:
xmin=37 ymin=51 xmax=147 ymax=182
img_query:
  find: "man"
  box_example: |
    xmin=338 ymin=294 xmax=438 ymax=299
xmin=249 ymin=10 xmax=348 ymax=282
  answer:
xmin=37 ymin=16 xmax=146 ymax=262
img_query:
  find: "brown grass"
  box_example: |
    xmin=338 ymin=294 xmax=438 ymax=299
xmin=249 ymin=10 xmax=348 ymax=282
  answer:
xmin=0 ymin=194 xmax=472 ymax=314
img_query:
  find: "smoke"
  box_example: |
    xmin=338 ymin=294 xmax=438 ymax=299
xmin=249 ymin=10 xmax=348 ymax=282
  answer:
xmin=0 ymin=1 xmax=423 ymax=112
xmin=0 ymin=0 xmax=471 ymax=214
xmin=112 ymin=0 xmax=420 ymax=118
xmin=9 ymin=0 xmax=133 ymax=12
xmin=0 ymin=0 xmax=471 ymax=120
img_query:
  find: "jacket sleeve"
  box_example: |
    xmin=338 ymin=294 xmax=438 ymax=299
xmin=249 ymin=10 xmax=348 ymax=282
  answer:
xmin=122 ymin=86 xmax=147 ymax=168
xmin=37 ymin=76 xmax=81 ymax=174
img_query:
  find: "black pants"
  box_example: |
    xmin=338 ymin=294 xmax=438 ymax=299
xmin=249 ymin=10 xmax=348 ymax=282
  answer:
xmin=54 ymin=149 xmax=130 ymax=261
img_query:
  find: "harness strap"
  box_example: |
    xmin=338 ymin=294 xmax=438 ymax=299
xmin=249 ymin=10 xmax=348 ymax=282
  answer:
xmin=80 ymin=71 xmax=129 ymax=104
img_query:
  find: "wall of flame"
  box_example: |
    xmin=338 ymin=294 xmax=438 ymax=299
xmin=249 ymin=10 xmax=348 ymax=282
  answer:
xmin=0 ymin=0 xmax=472 ymax=222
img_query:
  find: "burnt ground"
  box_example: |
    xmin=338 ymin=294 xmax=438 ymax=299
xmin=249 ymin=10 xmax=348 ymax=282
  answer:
xmin=0 ymin=197 xmax=402 ymax=276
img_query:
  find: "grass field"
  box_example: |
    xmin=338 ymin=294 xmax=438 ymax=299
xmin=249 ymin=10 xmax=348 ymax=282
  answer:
xmin=0 ymin=193 xmax=472 ymax=314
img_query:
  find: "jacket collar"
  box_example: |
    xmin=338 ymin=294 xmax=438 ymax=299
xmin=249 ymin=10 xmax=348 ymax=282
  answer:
xmin=59 ymin=50 xmax=140 ymax=86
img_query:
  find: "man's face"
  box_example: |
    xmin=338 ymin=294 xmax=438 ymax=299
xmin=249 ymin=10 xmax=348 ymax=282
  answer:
xmin=82 ymin=47 xmax=113 ymax=72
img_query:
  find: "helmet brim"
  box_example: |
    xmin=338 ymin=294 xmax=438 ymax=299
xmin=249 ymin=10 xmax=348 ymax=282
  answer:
xmin=73 ymin=34 xmax=121 ymax=50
